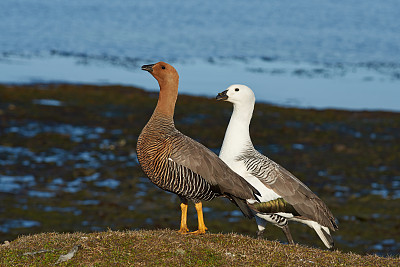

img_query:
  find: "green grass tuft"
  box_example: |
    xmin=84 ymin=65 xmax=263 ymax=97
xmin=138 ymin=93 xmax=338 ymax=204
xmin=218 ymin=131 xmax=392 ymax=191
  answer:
xmin=0 ymin=229 xmax=399 ymax=266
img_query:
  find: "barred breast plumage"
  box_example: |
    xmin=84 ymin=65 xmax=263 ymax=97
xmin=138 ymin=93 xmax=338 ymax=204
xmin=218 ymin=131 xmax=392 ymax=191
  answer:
xmin=136 ymin=63 xmax=260 ymax=235
xmin=137 ymin=114 xmax=217 ymax=202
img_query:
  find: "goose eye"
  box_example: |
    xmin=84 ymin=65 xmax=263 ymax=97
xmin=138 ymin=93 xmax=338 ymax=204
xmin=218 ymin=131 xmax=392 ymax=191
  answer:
xmin=235 ymin=88 xmax=239 ymax=92
xmin=161 ymin=66 xmax=166 ymax=69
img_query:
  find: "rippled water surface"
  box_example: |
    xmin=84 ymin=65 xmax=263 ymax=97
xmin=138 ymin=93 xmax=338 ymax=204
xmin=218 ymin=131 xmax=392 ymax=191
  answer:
xmin=1 ymin=1 xmax=400 ymax=110
xmin=2 ymin=0 xmax=399 ymax=63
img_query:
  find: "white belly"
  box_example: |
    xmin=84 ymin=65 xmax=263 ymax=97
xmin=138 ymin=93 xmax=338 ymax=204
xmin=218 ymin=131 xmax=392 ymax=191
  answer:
xmin=244 ymin=173 xmax=281 ymax=203
xmin=223 ymin=159 xmax=281 ymax=203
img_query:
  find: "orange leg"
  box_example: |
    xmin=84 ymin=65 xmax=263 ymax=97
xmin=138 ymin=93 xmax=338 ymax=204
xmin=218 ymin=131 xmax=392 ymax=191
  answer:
xmin=178 ymin=202 xmax=189 ymax=234
xmin=189 ymin=202 xmax=208 ymax=235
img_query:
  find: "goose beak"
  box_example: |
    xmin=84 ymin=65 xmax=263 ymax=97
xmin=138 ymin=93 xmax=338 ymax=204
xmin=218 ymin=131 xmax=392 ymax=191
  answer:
xmin=141 ymin=64 xmax=155 ymax=72
xmin=216 ymin=90 xmax=228 ymax=101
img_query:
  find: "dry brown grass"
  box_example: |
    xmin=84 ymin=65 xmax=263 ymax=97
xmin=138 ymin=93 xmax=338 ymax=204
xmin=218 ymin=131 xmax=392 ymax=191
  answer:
xmin=0 ymin=229 xmax=398 ymax=266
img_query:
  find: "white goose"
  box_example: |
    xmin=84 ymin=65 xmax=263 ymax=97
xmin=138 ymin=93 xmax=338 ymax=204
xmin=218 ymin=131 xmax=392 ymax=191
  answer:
xmin=216 ymin=84 xmax=338 ymax=249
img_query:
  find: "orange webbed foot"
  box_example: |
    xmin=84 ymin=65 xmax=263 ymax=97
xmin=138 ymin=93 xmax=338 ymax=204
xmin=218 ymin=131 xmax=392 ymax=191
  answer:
xmin=189 ymin=225 xmax=208 ymax=235
xmin=178 ymin=226 xmax=190 ymax=234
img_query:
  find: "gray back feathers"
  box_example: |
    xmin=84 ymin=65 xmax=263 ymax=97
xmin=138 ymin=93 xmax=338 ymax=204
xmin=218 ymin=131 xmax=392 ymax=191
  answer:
xmin=237 ymin=146 xmax=338 ymax=231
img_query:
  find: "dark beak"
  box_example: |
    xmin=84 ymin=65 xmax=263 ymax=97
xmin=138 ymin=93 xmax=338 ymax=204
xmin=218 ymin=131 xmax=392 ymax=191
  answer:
xmin=141 ymin=64 xmax=155 ymax=72
xmin=216 ymin=90 xmax=228 ymax=101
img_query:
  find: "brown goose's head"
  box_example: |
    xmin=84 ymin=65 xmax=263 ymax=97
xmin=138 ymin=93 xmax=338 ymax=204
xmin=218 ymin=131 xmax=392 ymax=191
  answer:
xmin=141 ymin=62 xmax=179 ymax=89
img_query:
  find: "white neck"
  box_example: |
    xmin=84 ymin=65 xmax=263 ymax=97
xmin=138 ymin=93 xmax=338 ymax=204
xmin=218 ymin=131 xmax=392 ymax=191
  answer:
xmin=219 ymin=101 xmax=255 ymax=161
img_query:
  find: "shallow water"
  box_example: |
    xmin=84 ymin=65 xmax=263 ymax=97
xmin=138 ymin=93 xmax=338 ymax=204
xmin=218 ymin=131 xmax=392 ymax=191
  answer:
xmin=1 ymin=84 xmax=400 ymax=256
xmin=1 ymin=1 xmax=400 ymax=111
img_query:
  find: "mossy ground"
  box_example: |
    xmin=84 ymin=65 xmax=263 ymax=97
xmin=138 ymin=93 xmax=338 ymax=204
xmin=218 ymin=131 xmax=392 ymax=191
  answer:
xmin=1 ymin=229 xmax=399 ymax=266
xmin=0 ymin=84 xmax=399 ymax=257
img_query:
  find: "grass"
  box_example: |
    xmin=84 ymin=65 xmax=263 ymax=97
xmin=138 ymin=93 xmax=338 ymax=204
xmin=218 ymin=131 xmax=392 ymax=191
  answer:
xmin=1 ymin=83 xmax=400 ymax=256
xmin=1 ymin=229 xmax=399 ymax=266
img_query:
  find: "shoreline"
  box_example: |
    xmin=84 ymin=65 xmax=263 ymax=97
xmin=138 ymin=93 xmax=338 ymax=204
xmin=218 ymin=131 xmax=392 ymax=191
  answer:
xmin=1 ymin=55 xmax=400 ymax=112
xmin=1 ymin=81 xmax=399 ymax=115
xmin=1 ymin=83 xmax=400 ymax=256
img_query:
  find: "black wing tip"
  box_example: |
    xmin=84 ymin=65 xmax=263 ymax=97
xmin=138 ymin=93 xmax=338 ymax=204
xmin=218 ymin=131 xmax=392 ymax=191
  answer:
xmin=253 ymin=190 xmax=261 ymax=202
xmin=332 ymin=218 xmax=339 ymax=230
xmin=228 ymin=194 xmax=254 ymax=219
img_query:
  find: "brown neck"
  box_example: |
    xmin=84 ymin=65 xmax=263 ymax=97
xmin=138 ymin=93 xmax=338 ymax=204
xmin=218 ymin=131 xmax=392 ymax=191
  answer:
xmin=154 ymin=78 xmax=179 ymax=118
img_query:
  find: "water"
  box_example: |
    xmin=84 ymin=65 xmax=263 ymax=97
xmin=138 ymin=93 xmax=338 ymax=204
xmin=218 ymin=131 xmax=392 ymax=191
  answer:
xmin=1 ymin=83 xmax=399 ymax=256
xmin=1 ymin=1 xmax=400 ymax=256
xmin=1 ymin=0 xmax=400 ymax=111
xmin=1 ymin=1 xmax=399 ymax=62
xmin=0 ymin=220 xmax=41 ymax=233
xmin=32 ymin=99 xmax=64 ymax=107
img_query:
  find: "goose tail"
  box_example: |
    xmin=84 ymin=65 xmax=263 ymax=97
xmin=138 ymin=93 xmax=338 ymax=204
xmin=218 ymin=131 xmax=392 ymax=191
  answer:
xmin=312 ymin=223 xmax=334 ymax=249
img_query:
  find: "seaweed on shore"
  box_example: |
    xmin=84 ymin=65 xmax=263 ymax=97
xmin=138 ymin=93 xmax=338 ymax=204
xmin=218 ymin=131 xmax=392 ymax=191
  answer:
xmin=0 ymin=83 xmax=399 ymax=256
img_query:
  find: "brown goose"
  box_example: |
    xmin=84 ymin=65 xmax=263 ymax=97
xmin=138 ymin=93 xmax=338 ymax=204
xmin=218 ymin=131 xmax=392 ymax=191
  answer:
xmin=217 ymin=84 xmax=338 ymax=248
xmin=136 ymin=62 xmax=259 ymax=234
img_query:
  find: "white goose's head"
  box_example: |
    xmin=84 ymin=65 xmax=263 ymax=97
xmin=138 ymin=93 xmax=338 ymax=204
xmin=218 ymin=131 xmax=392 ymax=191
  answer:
xmin=216 ymin=84 xmax=255 ymax=107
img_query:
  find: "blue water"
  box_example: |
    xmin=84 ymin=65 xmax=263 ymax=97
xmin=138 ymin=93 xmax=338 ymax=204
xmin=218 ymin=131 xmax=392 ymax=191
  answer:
xmin=1 ymin=0 xmax=400 ymax=111
xmin=2 ymin=0 xmax=400 ymax=63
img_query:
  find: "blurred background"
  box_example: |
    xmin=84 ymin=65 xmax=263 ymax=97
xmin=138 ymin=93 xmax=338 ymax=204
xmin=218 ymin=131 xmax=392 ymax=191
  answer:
xmin=1 ymin=0 xmax=399 ymax=256
xmin=1 ymin=0 xmax=400 ymax=111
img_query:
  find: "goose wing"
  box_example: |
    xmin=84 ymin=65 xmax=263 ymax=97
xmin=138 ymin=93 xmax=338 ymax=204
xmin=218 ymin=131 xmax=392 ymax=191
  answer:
xmin=246 ymin=150 xmax=337 ymax=230
xmin=168 ymin=130 xmax=259 ymax=200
